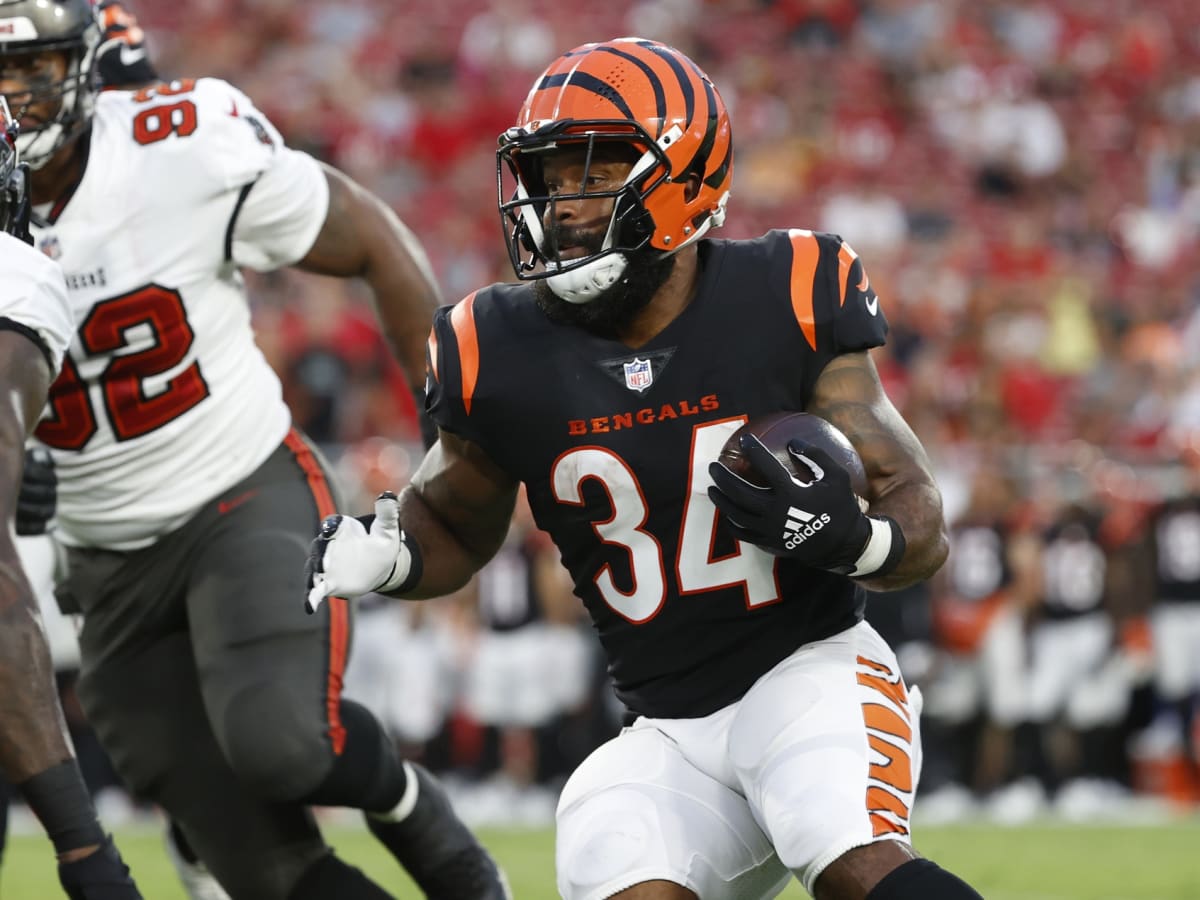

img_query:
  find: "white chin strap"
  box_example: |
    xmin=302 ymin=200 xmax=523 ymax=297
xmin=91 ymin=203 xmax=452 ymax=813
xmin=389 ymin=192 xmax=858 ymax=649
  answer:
xmin=546 ymin=253 xmax=629 ymax=304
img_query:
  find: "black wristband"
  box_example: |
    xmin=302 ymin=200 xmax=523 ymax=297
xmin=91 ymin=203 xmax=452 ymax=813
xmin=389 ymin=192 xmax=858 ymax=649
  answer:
xmin=389 ymin=532 xmax=424 ymax=595
xmin=20 ymin=760 xmax=105 ymax=854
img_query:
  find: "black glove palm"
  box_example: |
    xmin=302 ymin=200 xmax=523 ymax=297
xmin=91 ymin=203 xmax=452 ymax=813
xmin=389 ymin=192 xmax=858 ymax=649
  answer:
xmin=708 ymin=435 xmax=871 ymax=573
xmin=17 ymin=447 xmax=56 ymax=536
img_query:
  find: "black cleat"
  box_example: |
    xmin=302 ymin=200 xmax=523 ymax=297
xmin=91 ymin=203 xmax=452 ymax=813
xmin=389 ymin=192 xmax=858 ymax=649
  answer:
xmin=366 ymin=762 xmax=511 ymax=900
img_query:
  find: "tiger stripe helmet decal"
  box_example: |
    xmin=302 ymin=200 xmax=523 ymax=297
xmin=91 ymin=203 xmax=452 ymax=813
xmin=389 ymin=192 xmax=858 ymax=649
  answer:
xmin=497 ymin=37 xmax=733 ymax=294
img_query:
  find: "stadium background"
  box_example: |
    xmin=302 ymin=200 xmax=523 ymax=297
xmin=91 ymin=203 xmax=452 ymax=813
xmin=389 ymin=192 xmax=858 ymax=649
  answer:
xmin=10 ymin=0 xmax=1200 ymax=897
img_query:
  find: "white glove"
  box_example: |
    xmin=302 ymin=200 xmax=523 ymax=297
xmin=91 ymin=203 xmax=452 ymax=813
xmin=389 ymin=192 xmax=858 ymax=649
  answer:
xmin=305 ymin=492 xmax=414 ymax=614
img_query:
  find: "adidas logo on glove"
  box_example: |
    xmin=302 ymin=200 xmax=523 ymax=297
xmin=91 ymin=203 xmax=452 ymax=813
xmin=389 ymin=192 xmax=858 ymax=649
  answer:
xmin=782 ymin=506 xmax=832 ymax=551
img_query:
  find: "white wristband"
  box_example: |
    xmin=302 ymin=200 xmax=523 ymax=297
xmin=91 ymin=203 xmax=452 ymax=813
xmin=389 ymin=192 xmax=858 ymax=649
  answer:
xmin=847 ymin=517 xmax=894 ymax=577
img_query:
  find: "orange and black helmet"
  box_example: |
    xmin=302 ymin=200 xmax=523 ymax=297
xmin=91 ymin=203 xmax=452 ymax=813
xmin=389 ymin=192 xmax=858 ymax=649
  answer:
xmin=497 ymin=38 xmax=733 ymax=300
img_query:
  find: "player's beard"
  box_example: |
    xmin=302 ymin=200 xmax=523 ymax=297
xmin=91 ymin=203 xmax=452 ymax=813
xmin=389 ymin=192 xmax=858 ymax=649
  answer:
xmin=534 ymin=226 xmax=675 ymax=338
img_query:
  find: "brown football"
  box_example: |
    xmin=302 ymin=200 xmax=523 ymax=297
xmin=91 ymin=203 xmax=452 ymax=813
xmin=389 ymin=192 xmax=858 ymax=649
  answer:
xmin=718 ymin=412 xmax=869 ymax=497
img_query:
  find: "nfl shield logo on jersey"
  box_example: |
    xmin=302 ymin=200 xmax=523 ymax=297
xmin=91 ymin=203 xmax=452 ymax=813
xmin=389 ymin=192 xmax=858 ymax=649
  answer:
xmin=38 ymin=235 xmax=61 ymax=260
xmin=623 ymin=357 xmax=653 ymax=392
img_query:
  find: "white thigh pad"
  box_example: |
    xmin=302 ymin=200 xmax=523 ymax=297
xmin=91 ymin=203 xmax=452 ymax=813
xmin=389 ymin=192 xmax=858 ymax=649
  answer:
xmin=556 ymin=728 xmax=791 ymax=900
xmin=729 ymin=623 xmax=919 ymax=895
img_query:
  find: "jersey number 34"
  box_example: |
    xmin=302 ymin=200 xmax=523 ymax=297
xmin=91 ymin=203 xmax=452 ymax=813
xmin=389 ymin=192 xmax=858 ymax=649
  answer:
xmin=552 ymin=418 xmax=779 ymax=623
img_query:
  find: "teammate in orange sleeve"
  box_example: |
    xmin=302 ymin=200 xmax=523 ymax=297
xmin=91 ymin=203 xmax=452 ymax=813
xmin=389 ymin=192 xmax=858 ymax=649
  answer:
xmin=1 ymin=1 xmax=506 ymax=897
xmin=308 ymin=38 xmax=984 ymax=900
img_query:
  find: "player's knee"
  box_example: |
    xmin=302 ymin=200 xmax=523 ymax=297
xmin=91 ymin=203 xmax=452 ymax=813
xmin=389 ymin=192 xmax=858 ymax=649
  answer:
xmin=556 ymin=737 xmax=692 ymax=896
xmin=557 ymin=789 xmax=670 ymax=899
xmin=557 ymin=733 xmax=788 ymax=900
xmin=765 ymin=785 xmax=865 ymax=879
xmin=217 ymin=682 xmax=330 ymax=801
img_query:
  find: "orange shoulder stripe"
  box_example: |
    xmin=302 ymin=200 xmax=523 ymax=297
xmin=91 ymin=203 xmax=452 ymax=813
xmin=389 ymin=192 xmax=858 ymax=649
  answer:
xmin=449 ymin=292 xmax=480 ymax=415
xmin=788 ymin=229 xmax=820 ymax=350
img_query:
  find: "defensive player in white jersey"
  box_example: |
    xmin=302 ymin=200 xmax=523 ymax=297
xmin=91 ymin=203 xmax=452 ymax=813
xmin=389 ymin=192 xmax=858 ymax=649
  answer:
xmin=0 ymin=2 xmax=508 ymax=898
xmin=0 ymin=94 xmax=143 ymax=900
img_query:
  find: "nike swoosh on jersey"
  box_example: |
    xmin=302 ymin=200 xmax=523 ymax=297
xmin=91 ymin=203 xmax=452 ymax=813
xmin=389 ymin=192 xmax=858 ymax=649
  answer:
xmin=865 ymin=295 xmax=879 ymax=316
xmin=119 ymin=45 xmax=147 ymax=65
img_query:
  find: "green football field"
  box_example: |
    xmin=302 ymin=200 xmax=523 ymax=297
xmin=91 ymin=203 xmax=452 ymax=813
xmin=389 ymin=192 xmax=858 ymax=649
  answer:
xmin=3 ymin=819 xmax=1199 ymax=899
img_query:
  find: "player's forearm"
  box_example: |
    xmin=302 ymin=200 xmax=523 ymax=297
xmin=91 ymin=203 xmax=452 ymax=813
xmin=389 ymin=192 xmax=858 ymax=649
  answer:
xmin=855 ymin=479 xmax=948 ymax=591
xmin=0 ymin=358 xmax=73 ymax=777
xmin=359 ymin=201 xmax=443 ymax=392
xmin=385 ymin=483 xmax=510 ymax=600
xmin=807 ymin=356 xmax=948 ymax=590
xmin=0 ymin=556 xmax=74 ymax=780
xmin=303 ymin=167 xmax=441 ymax=392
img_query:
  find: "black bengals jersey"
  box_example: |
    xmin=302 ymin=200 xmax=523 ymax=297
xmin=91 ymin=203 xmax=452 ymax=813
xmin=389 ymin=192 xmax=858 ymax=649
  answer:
xmin=1039 ymin=507 xmax=1106 ymax=620
xmin=1151 ymin=495 xmax=1200 ymax=604
xmin=426 ymin=229 xmax=888 ymax=719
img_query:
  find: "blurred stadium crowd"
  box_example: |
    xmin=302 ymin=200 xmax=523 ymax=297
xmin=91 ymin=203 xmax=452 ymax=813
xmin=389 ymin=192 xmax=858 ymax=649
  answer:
xmin=27 ymin=0 xmax=1200 ymax=831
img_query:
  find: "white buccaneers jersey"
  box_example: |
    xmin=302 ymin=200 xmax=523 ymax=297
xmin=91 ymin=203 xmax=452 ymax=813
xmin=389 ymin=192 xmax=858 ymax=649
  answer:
xmin=0 ymin=230 xmax=72 ymax=375
xmin=30 ymin=78 xmax=329 ymax=550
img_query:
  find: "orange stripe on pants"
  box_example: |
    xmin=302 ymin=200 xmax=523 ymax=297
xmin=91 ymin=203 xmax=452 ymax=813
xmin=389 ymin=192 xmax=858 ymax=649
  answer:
xmin=284 ymin=429 xmax=349 ymax=755
xmin=858 ymin=655 xmax=914 ymax=836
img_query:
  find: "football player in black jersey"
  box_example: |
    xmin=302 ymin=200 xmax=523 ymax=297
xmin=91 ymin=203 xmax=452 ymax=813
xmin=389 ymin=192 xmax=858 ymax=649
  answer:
xmin=1024 ymin=498 xmax=1116 ymax=794
xmin=307 ymin=38 xmax=982 ymax=900
xmin=0 ymin=96 xmax=142 ymax=900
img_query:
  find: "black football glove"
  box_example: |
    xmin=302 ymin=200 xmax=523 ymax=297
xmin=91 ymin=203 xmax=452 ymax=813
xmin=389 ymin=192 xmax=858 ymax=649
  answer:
xmin=708 ymin=435 xmax=905 ymax=578
xmin=93 ymin=1 xmax=159 ymax=89
xmin=17 ymin=446 xmax=56 ymax=536
xmin=58 ymin=835 xmax=144 ymax=900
